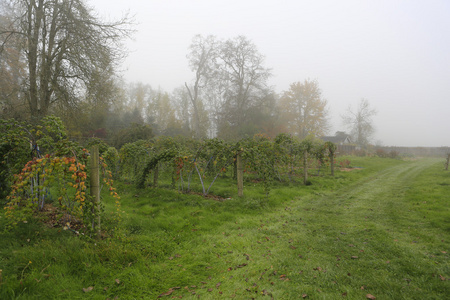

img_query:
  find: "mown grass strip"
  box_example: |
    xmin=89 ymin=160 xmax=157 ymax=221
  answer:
xmin=0 ymin=157 xmax=448 ymax=299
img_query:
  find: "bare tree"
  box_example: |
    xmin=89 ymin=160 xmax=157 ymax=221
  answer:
xmin=0 ymin=3 xmax=27 ymax=119
xmin=216 ymin=36 xmax=272 ymax=139
xmin=185 ymin=35 xmax=272 ymax=139
xmin=0 ymin=0 xmax=132 ymax=122
xmin=185 ymin=35 xmax=216 ymax=139
xmin=342 ymin=98 xmax=377 ymax=147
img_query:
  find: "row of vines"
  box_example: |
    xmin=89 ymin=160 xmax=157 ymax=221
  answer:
xmin=1 ymin=116 xmax=340 ymax=232
xmin=107 ymin=133 xmax=338 ymax=198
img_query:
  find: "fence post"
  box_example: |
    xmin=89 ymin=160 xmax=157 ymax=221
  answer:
xmin=303 ymin=151 xmax=308 ymax=185
xmin=330 ymin=151 xmax=335 ymax=176
xmin=154 ymin=163 xmax=159 ymax=186
xmin=90 ymin=146 xmax=101 ymax=238
xmin=445 ymin=153 xmax=450 ymax=171
xmin=237 ymin=153 xmax=243 ymax=197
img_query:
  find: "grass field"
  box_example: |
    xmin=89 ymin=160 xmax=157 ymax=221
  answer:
xmin=0 ymin=156 xmax=449 ymax=299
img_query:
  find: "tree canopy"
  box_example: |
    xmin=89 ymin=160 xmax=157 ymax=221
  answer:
xmin=342 ymin=98 xmax=377 ymax=147
xmin=0 ymin=0 xmax=132 ymax=122
xmin=279 ymin=79 xmax=329 ymax=139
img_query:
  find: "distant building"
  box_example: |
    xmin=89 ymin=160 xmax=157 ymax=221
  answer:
xmin=320 ymin=131 xmax=352 ymax=145
xmin=320 ymin=132 xmax=355 ymax=155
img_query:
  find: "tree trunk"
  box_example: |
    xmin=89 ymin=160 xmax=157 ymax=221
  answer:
xmin=330 ymin=151 xmax=335 ymax=176
xmin=90 ymin=146 xmax=101 ymax=238
xmin=27 ymin=0 xmax=45 ymax=122
xmin=185 ymin=82 xmax=201 ymax=139
xmin=303 ymin=151 xmax=308 ymax=185
xmin=237 ymin=154 xmax=243 ymax=197
xmin=153 ymin=164 xmax=159 ymax=186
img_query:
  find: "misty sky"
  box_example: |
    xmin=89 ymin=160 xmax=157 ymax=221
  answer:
xmin=90 ymin=0 xmax=450 ymax=147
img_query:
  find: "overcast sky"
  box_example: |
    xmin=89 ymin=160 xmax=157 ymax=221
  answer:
xmin=89 ymin=0 xmax=450 ymax=147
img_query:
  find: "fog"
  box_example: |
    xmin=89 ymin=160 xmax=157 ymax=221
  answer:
xmin=90 ymin=0 xmax=450 ymax=147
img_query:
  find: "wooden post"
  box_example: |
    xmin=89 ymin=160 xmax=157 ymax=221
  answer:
xmin=153 ymin=163 xmax=159 ymax=186
xmin=330 ymin=151 xmax=335 ymax=176
xmin=237 ymin=153 xmax=243 ymax=197
xmin=90 ymin=146 xmax=101 ymax=238
xmin=445 ymin=153 xmax=450 ymax=171
xmin=303 ymin=151 xmax=308 ymax=185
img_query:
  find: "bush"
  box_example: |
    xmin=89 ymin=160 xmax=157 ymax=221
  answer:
xmin=376 ymin=148 xmax=387 ymax=158
xmin=389 ymin=150 xmax=399 ymax=159
xmin=354 ymin=149 xmax=367 ymax=157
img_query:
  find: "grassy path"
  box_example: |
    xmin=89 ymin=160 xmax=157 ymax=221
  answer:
xmin=164 ymin=158 xmax=449 ymax=299
xmin=280 ymin=158 xmax=448 ymax=299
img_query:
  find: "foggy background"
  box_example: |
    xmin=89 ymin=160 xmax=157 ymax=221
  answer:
xmin=90 ymin=0 xmax=450 ymax=147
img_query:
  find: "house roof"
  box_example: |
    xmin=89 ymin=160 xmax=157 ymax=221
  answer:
xmin=320 ymin=132 xmax=351 ymax=144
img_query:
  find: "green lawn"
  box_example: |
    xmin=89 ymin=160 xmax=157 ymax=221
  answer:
xmin=0 ymin=157 xmax=449 ymax=299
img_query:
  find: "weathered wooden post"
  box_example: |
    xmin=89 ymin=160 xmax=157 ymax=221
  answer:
xmin=324 ymin=141 xmax=336 ymax=177
xmin=90 ymin=146 xmax=101 ymax=238
xmin=330 ymin=152 xmax=335 ymax=176
xmin=303 ymin=150 xmax=308 ymax=185
xmin=153 ymin=163 xmax=159 ymax=186
xmin=445 ymin=153 xmax=450 ymax=171
xmin=237 ymin=153 xmax=244 ymax=197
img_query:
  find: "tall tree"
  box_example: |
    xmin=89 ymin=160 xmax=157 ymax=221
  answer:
xmin=279 ymin=79 xmax=329 ymax=139
xmin=172 ymin=86 xmax=191 ymax=135
xmin=0 ymin=0 xmax=132 ymax=122
xmin=216 ymin=36 xmax=272 ymax=139
xmin=146 ymin=91 xmax=182 ymax=136
xmin=0 ymin=3 xmax=27 ymax=119
xmin=185 ymin=34 xmax=216 ymax=139
xmin=185 ymin=35 xmax=272 ymax=140
xmin=342 ymin=98 xmax=377 ymax=147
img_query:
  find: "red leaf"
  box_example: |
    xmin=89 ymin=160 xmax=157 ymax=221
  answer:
xmin=366 ymin=294 xmax=376 ymax=299
xmin=216 ymin=282 xmax=221 ymax=288
xmin=439 ymin=274 xmax=447 ymax=281
xmin=302 ymin=294 xmax=308 ymax=298
xmin=157 ymin=288 xmax=173 ymax=298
